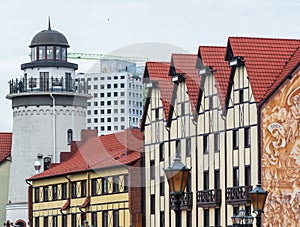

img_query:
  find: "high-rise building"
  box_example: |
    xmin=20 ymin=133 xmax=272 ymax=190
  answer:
xmin=81 ymin=60 xmax=144 ymax=135
xmin=5 ymin=22 xmax=90 ymax=226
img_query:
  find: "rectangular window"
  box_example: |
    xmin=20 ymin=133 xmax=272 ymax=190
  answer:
xmin=34 ymin=187 xmax=39 ymax=203
xmin=187 ymin=211 xmax=192 ymax=227
xmin=94 ymin=85 xmax=98 ymax=89
xmin=102 ymin=178 xmax=108 ymax=194
xmin=233 ymin=129 xmax=239 ymax=149
xmin=102 ymin=211 xmax=108 ymax=227
xmin=44 ymin=216 xmax=48 ymax=227
xmin=107 ymin=101 xmax=111 ymax=106
xmin=159 ymin=143 xmax=164 ymax=161
xmin=100 ymin=101 xmax=105 ymax=106
xmin=160 ymin=211 xmax=165 ymax=227
xmin=150 ymin=160 xmax=155 ymax=180
xmin=81 ymin=180 xmax=86 ymax=197
xmin=155 ymin=108 xmax=159 ymax=119
xmin=91 ymin=179 xmax=98 ymax=196
xmin=52 ymin=216 xmax=57 ymax=227
xmin=35 ymin=217 xmax=39 ymax=227
xmin=113 ymin=176 xmax=119 ymax=193
xmin=214 ymin=169 xmax=220 ymax=189
xmin=71 ymin=214 xmax=76 ymax=227
xmin=107 ymin=92 xmax=111 ymax=97
xmin=203 ymin=135 xmax=209 ymax=154
xmin=214 ymin=133 xmax=220 ymax=153
xmin=209 ymin=96 xmax=213 ymax=109
xmin=245 ymin=166 xmax=251 ymax=186
xmin=62 ymin=214 xmax=67 ymax=227
xmin=43 ymin=186 xmax=48 ymax=202
xmin=61 ymin=183 xmax=67 ymax=199
xmin=94 ymin=101 xmax=98 ymax=106
xmin=113 ymin=210 xmax=119 ymax=227
xmin=124 ymin=174 xmax=128 ymax=192
xmin=52 ymin=185 xmax=57 ymax=201
xmin=150 ymin=194 xmax=155 ymax=214
xmin=114 ymin=92 xmax=118 ymax=97
xmin=204 ymin=209 xmax=210 ymax=227
xmin=186 ymin=138 xmax=191 ymax=157
xmin=233 ymin=167 xmax=239 ymax=187
xmin=215 ymin=208 xmax=221 ymax=226
xmin=176 ymin=140 xmax=181 ymax=158
xmin=71 ymin=182 xmax=77 ymax=199
xmin=107 ymin=84 xmax=111 ymax=89
xmin=100 ymin=93 xmax=104 ymax=97
xmin=91 ymin=212 xmax=97 ymax=227
xmin=204 ymin=171 xmax=209 ymax=190
xmin=245 ymin=127 xmax=251 ymax=147
xmin=239 ymin=89 xmax=244 ymax=103
xmin=160 ymin=176 xmax=165 ymax=196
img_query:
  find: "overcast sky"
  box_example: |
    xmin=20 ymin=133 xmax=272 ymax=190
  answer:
xmin=1 ymin=0 xmax=299 ymax=132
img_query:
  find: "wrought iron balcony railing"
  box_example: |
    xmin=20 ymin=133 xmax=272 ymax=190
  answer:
xmin=170 ymin=192 xmax=193 ymax=211
xmin=225 ymin=185 xmax=252 ymax=205
xmin=8 ymin=76 xmax=88 ymax=95
xmin=196 ymin=189 xmax=222 ymax=208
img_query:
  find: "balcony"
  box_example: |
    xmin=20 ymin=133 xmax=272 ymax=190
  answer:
xmin=8 ymin=76 xmax=88 ymax=95
xmin=170 ymin=192 xmax=193 ymax=211
xmin=196 ymin=189 xmax=222 ymax=208
xmin=226 ymin=186 xmax=252 ymax=205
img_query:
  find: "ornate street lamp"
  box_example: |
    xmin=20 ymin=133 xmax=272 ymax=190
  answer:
xmin=231 ymin=208 xmax=254 ymax=226
xmin=164 ymin=158 xmax=191 ymax=227
xmin=249 ymin=184 xmax=268 ymax=227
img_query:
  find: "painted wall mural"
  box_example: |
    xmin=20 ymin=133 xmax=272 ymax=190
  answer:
xmin=262 ymin=70 xmax=300 ymax=226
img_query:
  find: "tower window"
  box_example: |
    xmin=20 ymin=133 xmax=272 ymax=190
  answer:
xmin=44 ymin=157 xmax=51 ymax=171
xmin=67 ymin=129 xmax=73 ymax=145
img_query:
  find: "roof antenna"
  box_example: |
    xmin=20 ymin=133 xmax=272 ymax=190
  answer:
xmin=48 ymin=16 xmax=51 ymax=30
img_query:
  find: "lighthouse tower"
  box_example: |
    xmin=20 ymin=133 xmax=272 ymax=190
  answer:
xmin=6 ymin=21 xmax=90 ymax=226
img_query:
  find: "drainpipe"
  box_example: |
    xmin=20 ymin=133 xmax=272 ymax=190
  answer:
xmin=192 ymin=119 xmax=198 ymax=226
xmin=221 ymin=113 xmax=228 ymax=226
xmin=50 ymin=93 xmax=56 ymax=163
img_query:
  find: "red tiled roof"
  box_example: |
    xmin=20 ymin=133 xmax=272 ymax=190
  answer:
xmin=0 ymin=132 xmax=12 ymax=163
xmin=199 ymin=46 xmax=231 ymax=109
xmin=264 ymin=47 xmax=300 ymax=101
xmin=227 ymin=37 xmax=300 ymax=103
xmin=143 ymin=62 xmax=173 ymax=121
xmin=171 ymin=54 xmax=201 ymax=115
xmin=29 ymin=129 xmax=143 ymax=180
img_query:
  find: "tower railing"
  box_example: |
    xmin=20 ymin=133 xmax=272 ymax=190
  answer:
xmin=8 ymin=76 xmax=89 ymax=95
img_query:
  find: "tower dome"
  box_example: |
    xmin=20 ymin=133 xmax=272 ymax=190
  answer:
xmin=29 ymin=22 xmax=69 ymax=47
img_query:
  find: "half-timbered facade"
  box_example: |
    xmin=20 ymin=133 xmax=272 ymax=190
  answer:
xmin=141 ymin=37 xmax=300 ymax=226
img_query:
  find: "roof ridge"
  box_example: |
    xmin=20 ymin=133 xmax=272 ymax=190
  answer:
xmin=229 ymin=36 xmax=300 ymax=42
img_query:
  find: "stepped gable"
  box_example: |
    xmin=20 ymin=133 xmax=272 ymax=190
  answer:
xmin=143 ymin=62 xmax=173 ymax=121
xmin=0 ymin=132 xmax=12 ymax=163
xmin=28 ymin=129 xmax=143 ymax=180
xmin=198 ymin=46 xmax=230 ymax=109
xmin=171 ymin=54 xmax=201 ymax=115
xmin=226 ymin=37 xmax=300 ymax=103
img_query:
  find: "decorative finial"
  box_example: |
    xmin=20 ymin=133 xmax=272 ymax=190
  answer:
xmin=48 ymin=16 xmax=51 ymax=30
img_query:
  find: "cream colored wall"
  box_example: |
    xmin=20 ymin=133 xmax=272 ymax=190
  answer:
xmin=0 ymin=160 xmax=10 ymax=225
xmin=31 ymin=166 xmax=131 ymax=227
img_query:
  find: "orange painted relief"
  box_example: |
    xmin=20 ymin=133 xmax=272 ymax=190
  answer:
xmin=262 ymin=70 xmax=300 ymax=226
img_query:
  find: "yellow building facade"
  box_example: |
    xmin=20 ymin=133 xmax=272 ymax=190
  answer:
xmin=28 ymin=129 xmax=143 ymax=227
xmin=141 ymin=38 xmax=300 ymax=226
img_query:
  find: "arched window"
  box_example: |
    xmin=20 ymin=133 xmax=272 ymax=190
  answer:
xmin=67 ymin=129 xmax=73 ymax=145
xmin=15 ymin=219 xmax=26 ymax=227
xmin=44 ymin=157 xmax=51 ymax=171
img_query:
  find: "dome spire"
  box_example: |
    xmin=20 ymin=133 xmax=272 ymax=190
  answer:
xmin=48 ymin=16 xmax=51 ymax=30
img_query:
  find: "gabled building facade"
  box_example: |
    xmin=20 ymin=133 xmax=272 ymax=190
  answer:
xmin=27 ymin=129 xmax=144 ymax=227
xmin=141 ymin=37 xmax=300 ymax=226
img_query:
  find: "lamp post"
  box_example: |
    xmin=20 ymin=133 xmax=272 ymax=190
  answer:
xmin=231 ymin=208 xmax=254 ymax=226
xmin=249 ymin=184 xmax=268 ymax=227
xmin=164 ymin=158 xmax=191 ymax=227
